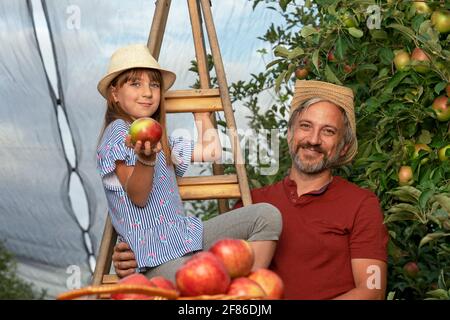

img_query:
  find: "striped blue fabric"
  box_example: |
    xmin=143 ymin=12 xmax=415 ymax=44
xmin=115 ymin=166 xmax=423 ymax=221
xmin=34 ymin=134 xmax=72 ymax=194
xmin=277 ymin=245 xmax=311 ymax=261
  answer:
xmin=96 ymin=119 xmax=203 ymax=269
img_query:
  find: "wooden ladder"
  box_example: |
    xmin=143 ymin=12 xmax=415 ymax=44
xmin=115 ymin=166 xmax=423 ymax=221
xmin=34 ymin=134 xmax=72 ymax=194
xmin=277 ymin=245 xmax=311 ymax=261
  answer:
xmin=92 ymin=0 xmax=252 ymax=288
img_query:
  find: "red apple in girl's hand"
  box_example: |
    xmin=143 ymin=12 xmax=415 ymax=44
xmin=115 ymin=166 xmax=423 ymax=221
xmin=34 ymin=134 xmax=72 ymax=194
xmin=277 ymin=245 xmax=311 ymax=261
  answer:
xmin=209 ymin=238 xmax=254 ymax=278
xmin=129 ymin=117 xmax=162 ymax=147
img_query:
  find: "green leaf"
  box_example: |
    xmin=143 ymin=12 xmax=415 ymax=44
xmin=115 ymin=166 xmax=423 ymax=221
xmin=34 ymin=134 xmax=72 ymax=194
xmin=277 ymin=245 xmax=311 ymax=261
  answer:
xmin=287 ymin=47 xmax=304 ymax=59
xmin=383 ymin=72 xmax=409 ymax=94
xmin=435 ymin=82 xmax=447 ymax=95
xmin=324 ymin=64 xmax=342 ymax=85
xmin=379 ymin=48 xmax=394 ymax=65
xmin=417 ymin=130 xmax=432 ymax=145
xmin=348 ymin=27 xmax=364 ymax=38
xmin=384 ymin=212 xmax=416 ymax=223
xmin=312 ymin=49 xmax=320 ymax=73
xmin=419 ymin=189 xmax=434 ymax=210
xmin=274 ymin=46 xmax=290 ymax=58
xmin=265 ymin=58 xmax=284 ymax=69
xmin=433 ymin=195 xmax=450 ymax=214
xmin=370 ymin=30 xmax=388 ymax=40
xmin=388 ymin=23 xmax=416 ymax=41
xmin=301 ymin=25 xmax=318 ymax=38
xmin=275 ymin=71 xmax=286 ymax=93
xmin=387 ymin=203 xmax=421 ymax=215
xmin=426 ymin=289 xmax=449 ymax=300
xmin=389 ymin=186 xmax=421 ymax=203
xmin=335 ymin=36 xmax=346 ymax=60
xmin=419 ymin=232 xmax=450 ymax=248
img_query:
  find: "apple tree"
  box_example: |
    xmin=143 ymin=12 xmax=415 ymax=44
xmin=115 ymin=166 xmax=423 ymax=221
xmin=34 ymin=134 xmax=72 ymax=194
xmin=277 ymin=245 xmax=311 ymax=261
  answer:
xmin=228 ymin=0 xmax=450 ymax=299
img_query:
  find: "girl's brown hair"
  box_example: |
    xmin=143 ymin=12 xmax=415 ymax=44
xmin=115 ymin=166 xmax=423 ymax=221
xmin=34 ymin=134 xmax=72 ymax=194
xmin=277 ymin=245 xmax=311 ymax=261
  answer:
xmin=98 ymin=68 xmax=172 ymax=165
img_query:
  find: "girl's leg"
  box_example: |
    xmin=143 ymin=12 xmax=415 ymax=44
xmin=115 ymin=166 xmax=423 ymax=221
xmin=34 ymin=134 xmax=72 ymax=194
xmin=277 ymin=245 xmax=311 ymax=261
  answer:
xmin=202 ymin=203 xmax=282 ymax=270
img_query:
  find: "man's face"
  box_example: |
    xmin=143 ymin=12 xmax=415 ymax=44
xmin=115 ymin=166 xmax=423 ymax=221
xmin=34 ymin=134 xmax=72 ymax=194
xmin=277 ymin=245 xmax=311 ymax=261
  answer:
xmin=288 ymin=101 xmax=349 ymax=174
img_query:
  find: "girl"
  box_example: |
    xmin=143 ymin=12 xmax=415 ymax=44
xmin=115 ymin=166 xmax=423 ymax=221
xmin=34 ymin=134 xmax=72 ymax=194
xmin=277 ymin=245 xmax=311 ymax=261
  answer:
xmin=96 ymin=44 xmax=282 ymax=280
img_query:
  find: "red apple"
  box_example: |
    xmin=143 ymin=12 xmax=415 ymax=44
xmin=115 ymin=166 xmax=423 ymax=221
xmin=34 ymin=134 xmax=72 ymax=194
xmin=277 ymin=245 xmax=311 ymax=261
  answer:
xmin=431 ymin=10 xmax=450 ymax=34
xmin=132 ymin=276 xmax=178 ymax=300
xmin=343 ymin=63 xmax=355 ymax=74
xmin=327 ymin=51 xmax=336 ymax=62
xmin=394 ymin=50 xmax=410 ymax=71
xmin=410 ymin=48 xmax=430 ymax=74
xmin=398 ymin=166 xmax=413 ymax=186
xmin=227 ymin=277 xmax=266 ymax=298
xmin=111 ymin=273 xmax=154 ymax=300
xmin=129 ymin=117 xmax=162 ymax=148
xmin=248 ymin=268 xmax=284 ymax=300
xmin=403 ymin=261 xmax=420 ymax=278
xmin=209 ymin=238 xmax=254 ymax=278
xmin=175 ymin=252 xmax=230 ymax=297
xmin=149 ymin=276 xmax=177 ymax=290
xmin=432 ymin=96 xmax=450 ymax=122
xmin=295 ymin=67 xmax=309 ymax=79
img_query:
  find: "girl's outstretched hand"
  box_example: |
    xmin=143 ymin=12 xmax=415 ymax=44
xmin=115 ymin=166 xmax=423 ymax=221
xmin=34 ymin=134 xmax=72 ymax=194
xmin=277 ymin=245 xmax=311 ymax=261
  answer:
xmin=125 ymin=134 xmax=161 ymax=160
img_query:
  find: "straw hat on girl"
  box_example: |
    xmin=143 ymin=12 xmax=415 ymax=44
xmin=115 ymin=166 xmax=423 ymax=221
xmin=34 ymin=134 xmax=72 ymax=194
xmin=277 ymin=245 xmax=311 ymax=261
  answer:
xmin=97 ymin=44 xmax=176 ymax=99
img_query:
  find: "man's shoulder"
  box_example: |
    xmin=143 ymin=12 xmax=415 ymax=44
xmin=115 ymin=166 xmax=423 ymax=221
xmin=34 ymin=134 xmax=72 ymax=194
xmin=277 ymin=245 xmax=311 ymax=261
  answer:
xmin=333 ymin=176 xmax=378 ymax=200
xmin=250 ymin=179 xmax=285 ymax=202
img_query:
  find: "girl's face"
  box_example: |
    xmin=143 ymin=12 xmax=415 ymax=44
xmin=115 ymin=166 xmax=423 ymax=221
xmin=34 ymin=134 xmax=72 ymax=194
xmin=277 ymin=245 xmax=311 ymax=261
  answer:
xmin=112 ymin=72 xmax=161 ymax=119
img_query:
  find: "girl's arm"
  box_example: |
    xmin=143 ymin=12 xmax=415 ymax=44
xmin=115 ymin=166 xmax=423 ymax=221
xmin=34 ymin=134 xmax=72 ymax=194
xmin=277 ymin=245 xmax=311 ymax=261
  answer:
xmin=115 ymin=137 xmax=161 ymax=207
xmin=192 ymin=112 xmax=222 ymax=163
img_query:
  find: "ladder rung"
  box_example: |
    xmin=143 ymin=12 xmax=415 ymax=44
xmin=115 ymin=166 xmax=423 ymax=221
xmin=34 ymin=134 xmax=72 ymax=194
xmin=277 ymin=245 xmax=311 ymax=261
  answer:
xmin=165 ymin=89 xmax=223 ymax=113
xmin=178 ymin=175 xmax=241 ymax=200
xmin=177 ymin=174 xmax=237 ymax=186
xmin=180 ymin=184 xmax=241 ymax=200
xmin=103 ymin=274 xmax=119 ymax=284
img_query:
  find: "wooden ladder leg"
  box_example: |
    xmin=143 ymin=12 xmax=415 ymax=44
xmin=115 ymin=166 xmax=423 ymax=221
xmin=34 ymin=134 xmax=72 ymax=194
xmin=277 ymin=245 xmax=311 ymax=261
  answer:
xmin=92 ymin=215 xmax=117 ymax=286
xmin=199 ymin=0 xmax=252 ymax=206
xmin=187 ymin=0 xmax=229 ymax=213
xmin=147 ymin=0 xmax=172 ymax=59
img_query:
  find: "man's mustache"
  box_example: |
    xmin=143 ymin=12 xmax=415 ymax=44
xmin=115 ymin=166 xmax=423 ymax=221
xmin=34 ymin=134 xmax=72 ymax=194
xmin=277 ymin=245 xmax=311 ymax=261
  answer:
xmin=295 ymin=143 xmax=326 ymax=155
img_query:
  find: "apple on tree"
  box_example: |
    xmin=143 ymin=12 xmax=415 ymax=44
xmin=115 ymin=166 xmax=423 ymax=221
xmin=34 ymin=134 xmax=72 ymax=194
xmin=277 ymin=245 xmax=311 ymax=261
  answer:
xmin=412 ymin=143 xmax=432 ymax=164
xmin=398 ymin=166 xmax=414 ymax=186
xmin=411 ymin=1 xmax=432 ymax=15
xmin=410 ymin=48 xmax=430 ymax=74
xmin=128 ymin=117 xmax=162 ymax=148
xmin=438 ymin=145 xmax=450 ymax=162
xmin=432 ymin=96 xmax=450 ymax=122
xmin=431 ymin=10 xmax=450 ymax=34
xmin=393 ymin=50 xmax=410 ymax=71
xmin=403 ymin=261 xmax=420 ymax=278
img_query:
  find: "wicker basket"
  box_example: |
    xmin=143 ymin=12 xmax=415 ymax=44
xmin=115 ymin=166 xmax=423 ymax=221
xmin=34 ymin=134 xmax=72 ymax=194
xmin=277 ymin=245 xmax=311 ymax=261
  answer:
xmin=56 ymin=284 xmax=263 ymax=300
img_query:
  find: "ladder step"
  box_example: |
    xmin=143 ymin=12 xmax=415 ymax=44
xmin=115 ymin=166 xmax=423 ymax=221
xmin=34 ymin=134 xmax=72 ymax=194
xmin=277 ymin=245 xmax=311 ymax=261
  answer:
xmin=177 ymin=174 xmax=237 ymax=186
xmin=165 ymin=89 xmax=223 ymax=113
xmin=177 ymin=175 xmax=241 ymax=200
xmin=103 ymin=274 xmax=119 ymax=284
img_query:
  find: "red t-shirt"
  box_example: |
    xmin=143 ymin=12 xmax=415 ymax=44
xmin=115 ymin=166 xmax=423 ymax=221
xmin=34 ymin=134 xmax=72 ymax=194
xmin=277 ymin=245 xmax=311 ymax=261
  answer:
xmin=234 ymin=175 xmax=388 ymax=300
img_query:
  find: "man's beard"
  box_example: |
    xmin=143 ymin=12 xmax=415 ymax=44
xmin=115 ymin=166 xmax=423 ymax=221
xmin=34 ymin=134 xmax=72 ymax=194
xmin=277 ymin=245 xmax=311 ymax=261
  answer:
xmin=289 ymin=140 xmax=344 ymax=174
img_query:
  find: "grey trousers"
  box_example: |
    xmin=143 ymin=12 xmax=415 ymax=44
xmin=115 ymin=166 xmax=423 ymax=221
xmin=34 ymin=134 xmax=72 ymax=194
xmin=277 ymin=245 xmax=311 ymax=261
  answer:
xmin=144 ymin=203 xmax=282 ymax=282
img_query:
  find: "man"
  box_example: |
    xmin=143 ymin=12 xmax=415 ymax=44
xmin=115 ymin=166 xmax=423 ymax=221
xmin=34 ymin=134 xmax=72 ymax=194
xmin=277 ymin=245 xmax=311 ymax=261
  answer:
xmin=111 ymin=80 xmax=389 ymax=300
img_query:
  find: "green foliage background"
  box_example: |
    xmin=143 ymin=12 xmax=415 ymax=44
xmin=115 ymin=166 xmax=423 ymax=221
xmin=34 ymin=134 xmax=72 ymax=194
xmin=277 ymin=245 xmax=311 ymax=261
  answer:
xmin=191 ymin=0 xmax=450 ymax=300
xmin=0 ymin=241 xmax=45 ymax=299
